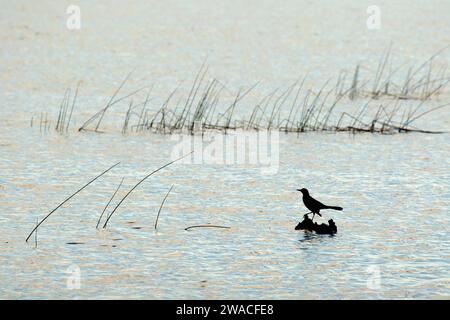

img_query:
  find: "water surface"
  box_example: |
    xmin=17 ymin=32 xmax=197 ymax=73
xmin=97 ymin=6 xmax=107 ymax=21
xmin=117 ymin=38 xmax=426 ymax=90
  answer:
xmin=0 ymin=0 xmax=449 ymax=299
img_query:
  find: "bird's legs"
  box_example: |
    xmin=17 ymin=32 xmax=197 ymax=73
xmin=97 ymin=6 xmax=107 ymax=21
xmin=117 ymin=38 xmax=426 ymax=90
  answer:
xmin=311 ymin=211 xmax=322 ymax=221
xmin=303 ymin=211 xmax=312 ymax=218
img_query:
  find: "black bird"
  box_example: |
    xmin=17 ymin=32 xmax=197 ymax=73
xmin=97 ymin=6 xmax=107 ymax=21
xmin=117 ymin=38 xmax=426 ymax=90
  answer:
xmin=297 ymin=188 xmax=343 ymax=220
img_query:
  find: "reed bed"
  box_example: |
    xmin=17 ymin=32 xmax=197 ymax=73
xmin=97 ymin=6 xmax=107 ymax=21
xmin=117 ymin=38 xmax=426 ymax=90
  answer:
xmin=35 ymin=48 xmax=450 ymax=136
xmin=113 ymin=71 xmax=449 ymax=135
xmin=144 ymin=100 xmax=446 ymax=135
xmin=336 ymin=45 xmax=450 ymax=101
xmin=53 ymin=82 xmax=80 ymax=134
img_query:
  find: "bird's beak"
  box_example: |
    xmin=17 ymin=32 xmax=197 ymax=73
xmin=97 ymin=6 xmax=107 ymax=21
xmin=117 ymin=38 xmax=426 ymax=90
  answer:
xmin=296 ymin=189 xmax=301 ymax=192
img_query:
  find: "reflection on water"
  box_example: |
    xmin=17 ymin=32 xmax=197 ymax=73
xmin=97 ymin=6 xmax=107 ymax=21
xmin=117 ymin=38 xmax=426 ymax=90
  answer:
xmin=0 ymin=0 xmax=450 ymax=299
xmin=297 ymin=232 xmax=336 ymax=245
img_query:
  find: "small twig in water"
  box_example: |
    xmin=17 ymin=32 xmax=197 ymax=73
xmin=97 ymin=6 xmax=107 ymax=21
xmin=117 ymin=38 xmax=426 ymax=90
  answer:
xmin=34 ymin=218 xmax=38 ymax=248
xmin=184 ymin=225 xmax=231 ymax=231
xmin=155 ymin=185 xmax=174 ymax=230
xmin=25 ymin=162 xmax=121 ymax=242
xmin=96 ymin=177 xmax=124 ymax=229
xmin=103 ymin=152 xmax=193 ymax=229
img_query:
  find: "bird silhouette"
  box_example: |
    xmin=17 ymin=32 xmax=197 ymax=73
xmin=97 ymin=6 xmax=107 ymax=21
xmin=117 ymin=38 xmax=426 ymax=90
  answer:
xmin=297 ymin=188 xmax=343 ymax=220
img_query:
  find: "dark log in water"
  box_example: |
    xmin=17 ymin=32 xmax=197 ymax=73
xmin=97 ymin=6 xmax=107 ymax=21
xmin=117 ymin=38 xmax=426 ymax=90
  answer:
xmin=295 ymin=215 xmax=337 ymax=234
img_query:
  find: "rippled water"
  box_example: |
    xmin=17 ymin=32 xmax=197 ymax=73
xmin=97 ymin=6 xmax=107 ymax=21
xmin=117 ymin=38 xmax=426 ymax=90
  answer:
xmin=0 ymin=0 xmax=449 ymax=299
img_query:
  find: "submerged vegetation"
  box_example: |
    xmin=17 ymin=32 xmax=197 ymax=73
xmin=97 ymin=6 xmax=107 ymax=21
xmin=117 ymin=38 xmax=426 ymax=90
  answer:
xmin=32 ymin=48 xmax=450 ymax=136
xmin=22 ymin=48 xmax=450 ymax=244
xmin=25 ymin=152 xmax=193 ymax=243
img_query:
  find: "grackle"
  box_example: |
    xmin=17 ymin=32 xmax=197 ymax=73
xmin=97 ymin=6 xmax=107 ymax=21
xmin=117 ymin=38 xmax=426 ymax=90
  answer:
xmin=297 ymin=188 xmax=343 ymax=220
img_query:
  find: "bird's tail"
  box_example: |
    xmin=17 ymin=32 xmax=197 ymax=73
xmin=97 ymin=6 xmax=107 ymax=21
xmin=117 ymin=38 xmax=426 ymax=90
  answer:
xmin=325 ymin=206 xmax=343 ymax=211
